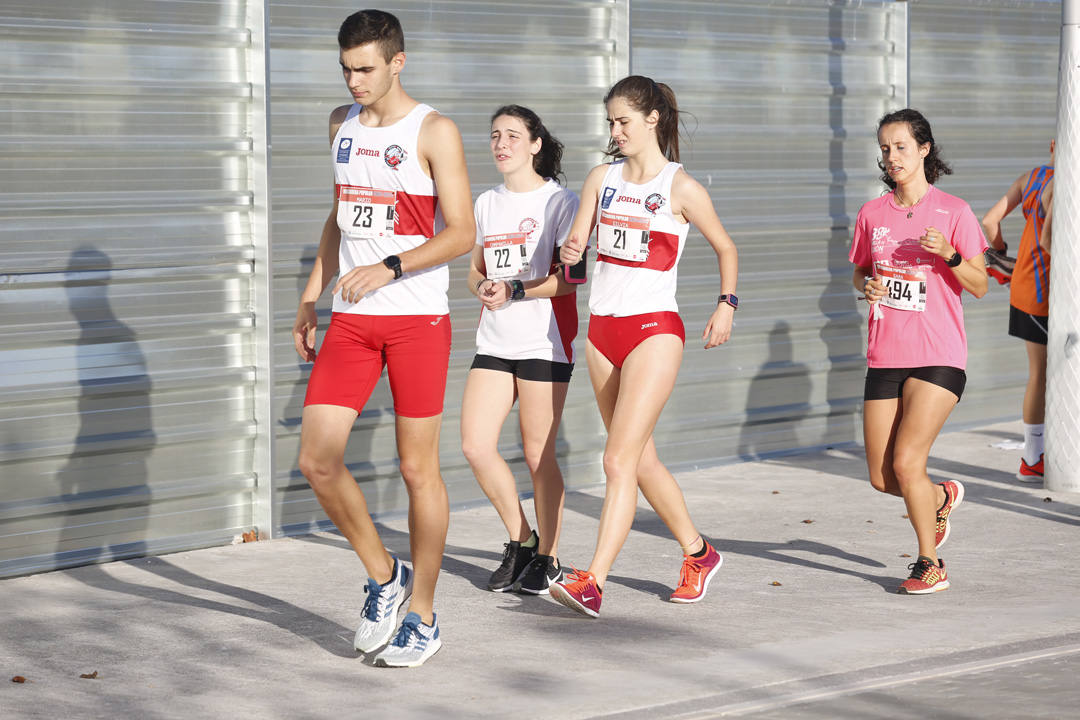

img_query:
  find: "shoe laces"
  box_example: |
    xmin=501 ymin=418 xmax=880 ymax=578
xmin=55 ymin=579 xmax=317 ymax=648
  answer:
xmin=678 ymin=556 xmax=703 ymax=589
xmin=361 ymin=578 xmax=389 ymax=622
xmin=906 ymin=557 xmax=936 ymax=580
xmin=562 ymin=567 xmax=594 ymax=592
xmin=390 ymin=616 xmax=423 ymax=649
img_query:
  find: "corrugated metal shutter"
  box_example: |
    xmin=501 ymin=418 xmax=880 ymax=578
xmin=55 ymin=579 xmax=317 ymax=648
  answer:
xmin=630 ymin=0 xmax=906 ymax=462
xmin=0 ymin=2 xmax=259 ymax=575
xmin=909 ymin=0 xmax=1061 ymax=426
xmin=267 ymin=2 xmax=623 ymax=534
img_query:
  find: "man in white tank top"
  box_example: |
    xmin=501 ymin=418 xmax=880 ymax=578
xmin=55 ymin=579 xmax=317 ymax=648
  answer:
xmin=291 ymin=9 xmax=474 ymax=669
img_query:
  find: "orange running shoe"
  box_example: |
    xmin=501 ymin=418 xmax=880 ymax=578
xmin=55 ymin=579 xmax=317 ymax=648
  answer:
xmin=935 ymin=480 xmax=964 ymax=549
xmin=898 ymin=556 xmax=949 ymax=594
xmin=1018 ymin=454 xmax=1044 ymax=483
xmin=671 ymin=540 xmax=723 ymax=603
xmin=549 ymin=568 xmax=602 ymax=618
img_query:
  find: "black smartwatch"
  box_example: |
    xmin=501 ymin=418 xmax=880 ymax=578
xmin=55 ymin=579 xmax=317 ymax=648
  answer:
xmin=509 ymin=279 xmax=526 ymax=302
xmin=945 ymin=251 xmax=962 ymax=268
xmin=718 ymin=293 xmax=739 ymax=310
xmin=383 ymin=255 xmax=403 ymax=279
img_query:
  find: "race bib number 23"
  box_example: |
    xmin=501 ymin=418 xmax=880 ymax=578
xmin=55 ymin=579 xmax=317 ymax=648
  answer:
xmin=337 ymin=185 xmax=396 ymax=241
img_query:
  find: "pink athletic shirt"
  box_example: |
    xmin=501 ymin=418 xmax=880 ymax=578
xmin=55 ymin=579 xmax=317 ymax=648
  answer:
xmin=849 ymin=185 xmax=988 ymax=369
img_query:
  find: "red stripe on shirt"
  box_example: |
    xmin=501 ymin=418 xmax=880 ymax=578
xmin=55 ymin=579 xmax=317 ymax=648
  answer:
xmin=596 ymin=230 xmax=679 ymax=271
xmin=395 ymin=191 xmax=437 ymax=238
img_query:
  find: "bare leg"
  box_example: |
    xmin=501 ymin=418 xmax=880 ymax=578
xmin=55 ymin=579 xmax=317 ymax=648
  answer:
xmin=585 ymin=336 xmax=683 ymax=588
xmin=517 ymin=378 xmax=569 ymax=557
xmin=636 ymin=437 xmax=702 ymax=552
xmin=863 ymin=397 xmax=904 ymax=498
xmin=299 ymin=404 xmax=395 ymax=584
xmin=1023 ymin=340 xmax=1047 ymax=424
xmin=892 ymin=379 xmax=958 ymax=562
xmin=460 ymin=369 xmax=530 ymax=542
xmin=396 ymin=414 xmax=449 ymax=625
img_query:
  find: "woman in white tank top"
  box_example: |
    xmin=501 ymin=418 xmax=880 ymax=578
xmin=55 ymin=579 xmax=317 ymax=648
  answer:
xmin=460 ymin=106 xmax=580 ymax=595
xmin=550 ymin=76 xmax=739 ymax=618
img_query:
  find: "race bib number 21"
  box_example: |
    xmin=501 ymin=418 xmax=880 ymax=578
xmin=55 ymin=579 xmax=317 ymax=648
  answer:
xmin=597 ymin=210 xmax=650 ymax=262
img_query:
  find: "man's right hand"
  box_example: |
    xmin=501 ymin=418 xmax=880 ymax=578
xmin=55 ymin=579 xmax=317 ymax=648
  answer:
xmin=293 ymin=302 xmax=318 ymax=362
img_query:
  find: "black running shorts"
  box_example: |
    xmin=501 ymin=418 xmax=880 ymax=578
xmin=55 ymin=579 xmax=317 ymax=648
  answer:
xmin=1008 ymin=305 xmax=1048 ymax=346
xmin=470 ymin=354 xmax=573 ymax=383
xmin=864 ymin=366 xmax=967 ymax=402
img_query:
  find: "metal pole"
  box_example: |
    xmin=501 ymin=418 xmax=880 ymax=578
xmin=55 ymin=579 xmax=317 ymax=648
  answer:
xmin=1046 ymin=0 xmax=1080 ymax=493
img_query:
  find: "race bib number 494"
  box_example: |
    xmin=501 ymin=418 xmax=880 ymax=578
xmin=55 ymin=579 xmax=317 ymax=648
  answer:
xmin=483 ymin=232 xmax=530 ymax=279
xmin=337 ymin=185 xmax=396 ymax=240
xmin=597 ymin=210 xmax=650 ymax=262
xmin=876 ymin=263 xmax=927 ymax=312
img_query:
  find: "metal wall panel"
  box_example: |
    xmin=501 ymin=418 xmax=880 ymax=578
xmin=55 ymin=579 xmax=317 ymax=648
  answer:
xmin=267 ymin=1 xmax=621 ymax=534
xmin=631 ymin=0 xmax=904 ymax=463
xmin=0 ymin=0 xmax=258 ymax=575
xmin=909 ymin=0 xmax=1061 ymax=427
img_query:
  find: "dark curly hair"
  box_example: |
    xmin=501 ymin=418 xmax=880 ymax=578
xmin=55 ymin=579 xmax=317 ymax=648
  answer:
xmin=603 ymin=75 xmax=681 ymax=162
xmin=876 ymin=109 xmax=953 ymax=188
xmin=490 ymin=105 xmax=565 ymax=184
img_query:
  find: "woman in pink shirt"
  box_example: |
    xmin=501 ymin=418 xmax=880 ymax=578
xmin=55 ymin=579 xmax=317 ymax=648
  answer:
xmin=849 ymin=109 xmax=988 ymax=594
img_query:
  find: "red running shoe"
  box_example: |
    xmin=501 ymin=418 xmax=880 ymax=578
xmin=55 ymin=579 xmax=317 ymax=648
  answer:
xmin=898 ymin=557 xmax=949 ymax=594
xmin=1018 ymin=454 xmax=1044 ymax=483
xmin=671 ymin=541 xmax=723 ymax=603
xmin=549 ymin=568 xmax=602 ymax=618
xmin=935 ymin=480 xmax=964 ymax=549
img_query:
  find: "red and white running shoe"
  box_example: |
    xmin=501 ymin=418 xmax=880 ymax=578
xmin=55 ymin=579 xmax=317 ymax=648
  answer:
xmin=1018 ymin=454 xmax=1044 ymax=483
xmin=549 ymin=568 xmax=602 ymax=618
xmin=670 ymin=540 xmax=723 ymax=603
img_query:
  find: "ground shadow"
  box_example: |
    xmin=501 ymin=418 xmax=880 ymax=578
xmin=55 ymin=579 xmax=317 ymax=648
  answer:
xmin=737 ymin=321 xmax=813 ymax=460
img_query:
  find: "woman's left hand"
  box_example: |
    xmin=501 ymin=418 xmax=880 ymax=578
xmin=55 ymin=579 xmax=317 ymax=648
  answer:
xmin=919 ymin=226 xmax=955 ymax=261
xmin=703 ymin=303 xmax=734 ymax=349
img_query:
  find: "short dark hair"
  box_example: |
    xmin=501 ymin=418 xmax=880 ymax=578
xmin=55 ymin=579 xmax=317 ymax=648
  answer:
xmin=876 ymin=108 xmax=953 ymax=188
xmin=338 ymin=9 xmax=404 ymax=62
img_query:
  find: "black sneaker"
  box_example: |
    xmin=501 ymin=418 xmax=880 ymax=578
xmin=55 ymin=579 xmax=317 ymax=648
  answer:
xmin=516 ymin=554 xmax=562 ymax=595
xmin=487 ymin=531 xmax=537 ymax=592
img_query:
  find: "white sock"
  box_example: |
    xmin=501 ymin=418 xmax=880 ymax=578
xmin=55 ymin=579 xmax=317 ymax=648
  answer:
xmin=1023 ymin=423 xmax=1045 ymax=465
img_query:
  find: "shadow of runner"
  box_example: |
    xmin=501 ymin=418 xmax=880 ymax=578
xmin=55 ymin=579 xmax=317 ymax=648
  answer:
xmin=71 ymin=559 xmax=356 ymax=658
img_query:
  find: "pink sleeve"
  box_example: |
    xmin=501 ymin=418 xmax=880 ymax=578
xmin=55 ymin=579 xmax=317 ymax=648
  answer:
xmin=951 ymin=203 xmax=988 ymax=259
xmin=849 ymin=207 xmax=872 ymax=268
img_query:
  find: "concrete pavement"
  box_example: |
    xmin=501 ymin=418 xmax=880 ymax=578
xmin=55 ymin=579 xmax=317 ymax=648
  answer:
xmin=2 ymin=420 xmax=1079 ymax=719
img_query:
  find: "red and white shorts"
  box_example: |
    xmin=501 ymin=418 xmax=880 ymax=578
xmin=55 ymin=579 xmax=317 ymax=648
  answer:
xmin=304 ymin=312 xmax=451 ymax=418
xmin=587 ymin=311 xmax=685 ymax=369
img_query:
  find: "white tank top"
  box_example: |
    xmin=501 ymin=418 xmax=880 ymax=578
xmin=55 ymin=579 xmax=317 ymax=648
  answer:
xmin=331 ymin=103 xmax=448 ymax=315
xmin=589 ymin=160 xmax=689 ymax=317
xmin=473 ymin=180 xmax=580 ymax=363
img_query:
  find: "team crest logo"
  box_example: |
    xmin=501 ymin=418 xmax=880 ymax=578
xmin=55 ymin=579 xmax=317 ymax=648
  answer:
xmin=600 ymin=186 xmax=616 ymax=209
xmin=336 ymin=137 xmax=352 ymax=163
xmin=519 ymin=217 xmax=539 ymax=238
xmin=644 ymin=193 xmax=665 ymax=214
xmin=384 ymin=144 xmax=407 ymax=169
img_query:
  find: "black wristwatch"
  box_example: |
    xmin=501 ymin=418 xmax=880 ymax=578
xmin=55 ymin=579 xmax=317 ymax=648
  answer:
xmin=718 ymin=293 xmax=739 ymax=310
xmin=383 ymin=255 xmax=403 ymax=279
xmin=509 ymin=279 xmax=526 ymax=302
xmin=945 ymin=251 xmax=962 ymax=268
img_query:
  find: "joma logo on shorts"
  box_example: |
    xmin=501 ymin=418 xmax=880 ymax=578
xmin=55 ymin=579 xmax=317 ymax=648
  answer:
xmin=641 ymin=322 xmax=658 ymax=329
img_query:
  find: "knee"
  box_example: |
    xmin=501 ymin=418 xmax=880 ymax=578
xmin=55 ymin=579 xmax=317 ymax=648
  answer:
xmin=602 ymin=451 xmax=637 ymax=484
xmin=298 ymin=451 xmax=336 ymax=492
xmin=891 ymin=454 xmax=925 ymax=490
xmin=868 ymin=475 xmax=890 ymax=494
xmin=460 ymin=435 xmax=496 ymax=469
xmin=522 ymin=440 xmax=553 ymax=476
xmin=399 ymin=455 xmax=441 ymax=491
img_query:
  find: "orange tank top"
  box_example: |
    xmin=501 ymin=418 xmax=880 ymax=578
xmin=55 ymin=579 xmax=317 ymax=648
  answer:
xmin=1010 ymin=165 xmax=1053 ymax=316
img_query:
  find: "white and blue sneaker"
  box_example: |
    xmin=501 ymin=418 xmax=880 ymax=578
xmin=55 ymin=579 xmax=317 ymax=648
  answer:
xmin=373 ymin=612 xmax=442 ymax=668
xmin=353 ymin=558 xmax=413 ymax=654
